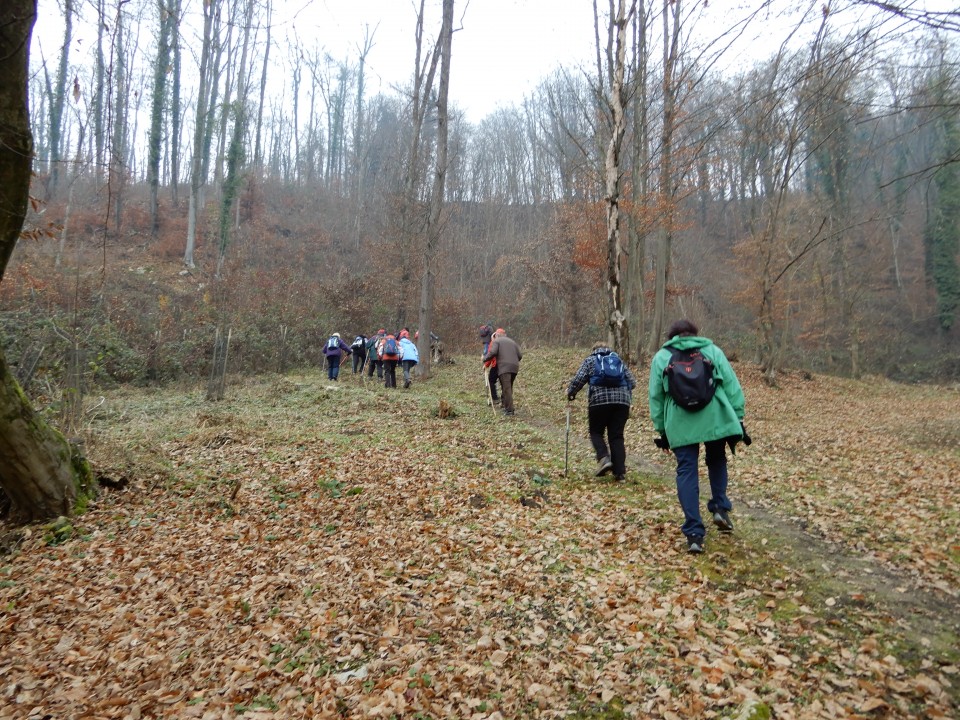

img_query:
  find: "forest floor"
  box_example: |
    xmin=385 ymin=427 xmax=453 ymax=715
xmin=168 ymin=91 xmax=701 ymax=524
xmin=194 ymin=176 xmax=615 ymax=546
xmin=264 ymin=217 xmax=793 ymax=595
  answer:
xmin=1 ymin=348 xmax=958 ymax=719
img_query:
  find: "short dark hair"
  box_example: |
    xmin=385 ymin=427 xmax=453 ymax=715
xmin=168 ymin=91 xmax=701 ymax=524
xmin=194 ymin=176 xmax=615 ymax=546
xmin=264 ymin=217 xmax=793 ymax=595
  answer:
xmin=667 ymin=319 xmax=699 ymax=339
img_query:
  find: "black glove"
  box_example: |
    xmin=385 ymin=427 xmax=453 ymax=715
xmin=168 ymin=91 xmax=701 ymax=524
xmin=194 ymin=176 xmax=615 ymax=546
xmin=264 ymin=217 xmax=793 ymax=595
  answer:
xmin=654 ymin=434 xmax=670 ymax=450
xmin=740 ymin=422 xmax=752 ymax=446
xmin=567 ymin=393 xmax=575 ymax=402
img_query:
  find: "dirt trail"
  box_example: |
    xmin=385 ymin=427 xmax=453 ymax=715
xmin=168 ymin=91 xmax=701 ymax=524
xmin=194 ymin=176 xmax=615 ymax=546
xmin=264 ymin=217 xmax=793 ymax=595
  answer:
xmin=538 ymin=413 xmax=960 ymax=663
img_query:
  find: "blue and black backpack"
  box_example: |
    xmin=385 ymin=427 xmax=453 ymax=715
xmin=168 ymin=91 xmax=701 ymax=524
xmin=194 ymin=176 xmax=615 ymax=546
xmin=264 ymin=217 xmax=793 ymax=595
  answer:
xmin=589 ymin=350 xmax=627 ymax=388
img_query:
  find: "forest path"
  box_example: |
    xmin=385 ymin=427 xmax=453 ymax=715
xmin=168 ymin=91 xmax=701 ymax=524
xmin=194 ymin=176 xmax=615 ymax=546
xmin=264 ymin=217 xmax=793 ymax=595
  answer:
xmin=528 ymin=406 xmax=960 ymax=666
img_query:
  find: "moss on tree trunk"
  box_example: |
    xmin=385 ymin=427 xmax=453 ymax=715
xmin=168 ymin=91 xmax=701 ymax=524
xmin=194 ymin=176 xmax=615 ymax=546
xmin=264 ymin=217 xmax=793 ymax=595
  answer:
xmin=0 ymin=1 xmax=94 ymax=523
xmin=0 ymin=346 xmax=95 ymax=522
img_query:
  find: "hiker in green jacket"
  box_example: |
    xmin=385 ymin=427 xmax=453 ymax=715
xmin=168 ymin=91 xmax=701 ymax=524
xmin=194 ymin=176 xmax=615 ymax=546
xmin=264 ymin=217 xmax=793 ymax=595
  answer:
xmin=648 ymin=319 xmax=750 ymax=555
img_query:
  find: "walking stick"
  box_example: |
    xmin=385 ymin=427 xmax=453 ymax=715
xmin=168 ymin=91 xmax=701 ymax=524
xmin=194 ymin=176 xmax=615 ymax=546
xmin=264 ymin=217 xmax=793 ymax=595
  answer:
xmin=564 ymin=400 xmax=571 ymax=477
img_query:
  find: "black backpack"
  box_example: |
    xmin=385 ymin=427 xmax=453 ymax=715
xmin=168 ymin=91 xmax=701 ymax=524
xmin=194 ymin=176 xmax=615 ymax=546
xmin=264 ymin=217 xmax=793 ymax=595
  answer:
xmin=664 ymin=347 xmax=716 ymax=411
xmin=589 ymin=350 xmax=627 ymax=388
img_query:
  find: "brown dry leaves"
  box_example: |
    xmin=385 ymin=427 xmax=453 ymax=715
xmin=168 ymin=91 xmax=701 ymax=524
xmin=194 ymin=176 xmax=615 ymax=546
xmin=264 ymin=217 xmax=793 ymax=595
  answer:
xmin=644 ymin=366 xmax=960 ymax=595
xmin=0 ymin=358 xmax=957 ymax=719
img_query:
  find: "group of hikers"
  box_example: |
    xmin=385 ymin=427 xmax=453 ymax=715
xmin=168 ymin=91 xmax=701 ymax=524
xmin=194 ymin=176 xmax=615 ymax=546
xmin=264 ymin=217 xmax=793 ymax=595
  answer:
xmin=478 ymin=319 xmax=749 ymax=556
xmin=322 ymin=328 xmax=420 ymax=388
xmin=325 ymin=318 xmax=748 ymax=555
xmin=565 ymin=318 xmax=749 ymax=555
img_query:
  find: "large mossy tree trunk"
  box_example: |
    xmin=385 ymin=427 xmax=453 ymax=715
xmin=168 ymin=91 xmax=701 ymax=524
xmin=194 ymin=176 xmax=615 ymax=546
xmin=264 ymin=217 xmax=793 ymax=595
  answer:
xmin=0 ymin=0 xmax=96 ymax=523
xmin=0 ymin=347 xmax=94 ymax=522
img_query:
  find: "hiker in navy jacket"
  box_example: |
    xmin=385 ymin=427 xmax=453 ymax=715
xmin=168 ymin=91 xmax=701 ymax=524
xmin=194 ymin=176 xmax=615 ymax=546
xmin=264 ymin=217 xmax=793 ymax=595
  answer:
xmin=323 ymin=333 xmax=352 ymax=381
xmin=566 ymin=342 xmax=637 ymax=482
xmin=366 ymin=330 xmax=385 ymax=380
xmin=350 ymin=334 xmax=368 ymax=374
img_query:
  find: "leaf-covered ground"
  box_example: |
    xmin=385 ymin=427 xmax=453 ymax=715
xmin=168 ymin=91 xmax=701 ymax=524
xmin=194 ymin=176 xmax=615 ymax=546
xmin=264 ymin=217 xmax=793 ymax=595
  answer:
xmin=1 ymin=349 xmax=958 ymax=719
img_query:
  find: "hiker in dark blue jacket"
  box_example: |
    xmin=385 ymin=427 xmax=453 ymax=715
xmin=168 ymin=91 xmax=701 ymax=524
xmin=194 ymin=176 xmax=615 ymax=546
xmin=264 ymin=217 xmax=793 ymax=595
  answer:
xmin=566 ymin=342 xmax=636 ymax=483
xmin=366 ymin=330 xmax=385 ymax=380
xmin=323 ymin=333 xmax=352 ymax=381
xmin=350 ymin=334 xmax=368 ymax=374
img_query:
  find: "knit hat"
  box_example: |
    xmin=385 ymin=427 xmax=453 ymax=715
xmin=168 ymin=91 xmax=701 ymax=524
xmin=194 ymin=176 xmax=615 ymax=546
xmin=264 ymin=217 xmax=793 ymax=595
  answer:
xmin=332 ymin=332 xmax=340 ymax=338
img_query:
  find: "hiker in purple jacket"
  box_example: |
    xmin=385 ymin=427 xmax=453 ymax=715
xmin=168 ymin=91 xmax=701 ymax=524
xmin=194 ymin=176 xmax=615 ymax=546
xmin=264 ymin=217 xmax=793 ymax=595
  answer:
xmin=323 ymin=332 xmax=352 ymax=381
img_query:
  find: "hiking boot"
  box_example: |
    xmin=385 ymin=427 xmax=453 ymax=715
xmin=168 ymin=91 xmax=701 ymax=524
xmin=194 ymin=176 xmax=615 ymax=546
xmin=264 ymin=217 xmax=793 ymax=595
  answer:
xmin=404 ymin=379 xmax=411 ymax=389
xmin=712 ymin=510 xmax=734 ymax=534
xmin=686 ymin=536 xmax=704 ymax=554
xmin=595 ymin=457 xmax=613 ymax=477
xmin=613 ymin=474 xmax=626 ymax=483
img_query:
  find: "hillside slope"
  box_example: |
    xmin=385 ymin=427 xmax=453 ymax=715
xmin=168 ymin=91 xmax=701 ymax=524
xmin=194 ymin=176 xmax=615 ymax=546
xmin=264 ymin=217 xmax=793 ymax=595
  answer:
xmin=0 ymin=351 xmax=957 ymax=719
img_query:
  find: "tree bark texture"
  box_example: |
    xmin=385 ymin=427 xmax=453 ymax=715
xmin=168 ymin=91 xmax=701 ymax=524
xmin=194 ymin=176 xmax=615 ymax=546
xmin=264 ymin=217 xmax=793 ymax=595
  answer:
xmin=647 ymin=0 xmax=681 ymax=357
xmin=0 ymin=0 xmax=95 ymax=522
xmin=148 ymin=0 xmax=174 ymax=236
xmin=0 ymin=346 xmax=95 ymax=522
xmin=418 ymin=0 xmax=454 ymax=378
xmin=0 ymin=0 xmax=36 ymax=283
xmin=45 ymin=0 xmax=72 ymax=195
xmin=185 ymin=0 xmax=215 ymax=268
xmin=601 ymin=0 xmax=635 ymax=357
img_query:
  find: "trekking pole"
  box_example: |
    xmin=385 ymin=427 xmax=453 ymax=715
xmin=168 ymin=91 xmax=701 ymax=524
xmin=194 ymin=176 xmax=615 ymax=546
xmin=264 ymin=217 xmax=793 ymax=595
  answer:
xmin=564 ymin=400 xmax=571 ymax=477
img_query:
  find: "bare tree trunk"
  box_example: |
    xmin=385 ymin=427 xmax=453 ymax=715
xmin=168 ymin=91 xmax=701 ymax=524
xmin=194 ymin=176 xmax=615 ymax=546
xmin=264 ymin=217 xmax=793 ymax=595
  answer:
xmin=629 ymin=0 xmax=650 ymax=363
xmin=647 ymin=0 xmax=681 ymax=356
xmin=352 ymin=29 xmax=375 ymax=251
xmin=0 ymin=0 xmax=94 ymax=523
xmin=598 ymin=0 xmax=636 ymax=357
xmin=216 ymin=0 xmax=255 ymax=279
xmin=148 ymin=0 xmax=174 ymax=236
xmin=169 ymin=0 xmax=183 ymax=206
xmin=398 ymin=0 xmax=442 ymax=328
xmin=185 ymin=0 xmax=216 ymax=268
xmin=417 ymin=0 xmax=454 ymax=379
xmin=206 ymin=327 xmax=231 ymax=401
xmin=45 ymin=0 xmax=73 ymax=196
xmin=253 ymin=0 xmax=272 ymax=170
xmin=109 ymin=2 xmax=130 ymax=232
xmin=92 ymin=0 xmax=106 ymax=184
xmin=55 ymin=123 xmax=85 ymax=269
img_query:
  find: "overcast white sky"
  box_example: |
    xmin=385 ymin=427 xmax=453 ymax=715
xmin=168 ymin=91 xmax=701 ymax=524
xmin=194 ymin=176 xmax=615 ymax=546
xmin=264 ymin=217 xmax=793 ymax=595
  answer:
xmin=274 ymin=0 xmax=598 ymax=120
xmin=31 ymin=0 xmax=600 ymax=123
xmin=31 ymin=0 xmax=954 ymax=125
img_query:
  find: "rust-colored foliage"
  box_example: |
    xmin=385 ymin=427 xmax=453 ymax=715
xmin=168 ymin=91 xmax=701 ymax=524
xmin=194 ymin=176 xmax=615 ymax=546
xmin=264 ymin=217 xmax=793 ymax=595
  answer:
xmin=561 ymin=200 xmax=607 ymax=277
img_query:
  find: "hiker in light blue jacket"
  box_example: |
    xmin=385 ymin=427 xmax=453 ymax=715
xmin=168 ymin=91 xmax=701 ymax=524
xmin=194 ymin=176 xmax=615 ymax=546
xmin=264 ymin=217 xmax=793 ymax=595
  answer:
xmin=398 ymin=329 xmax=419 ymax=389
